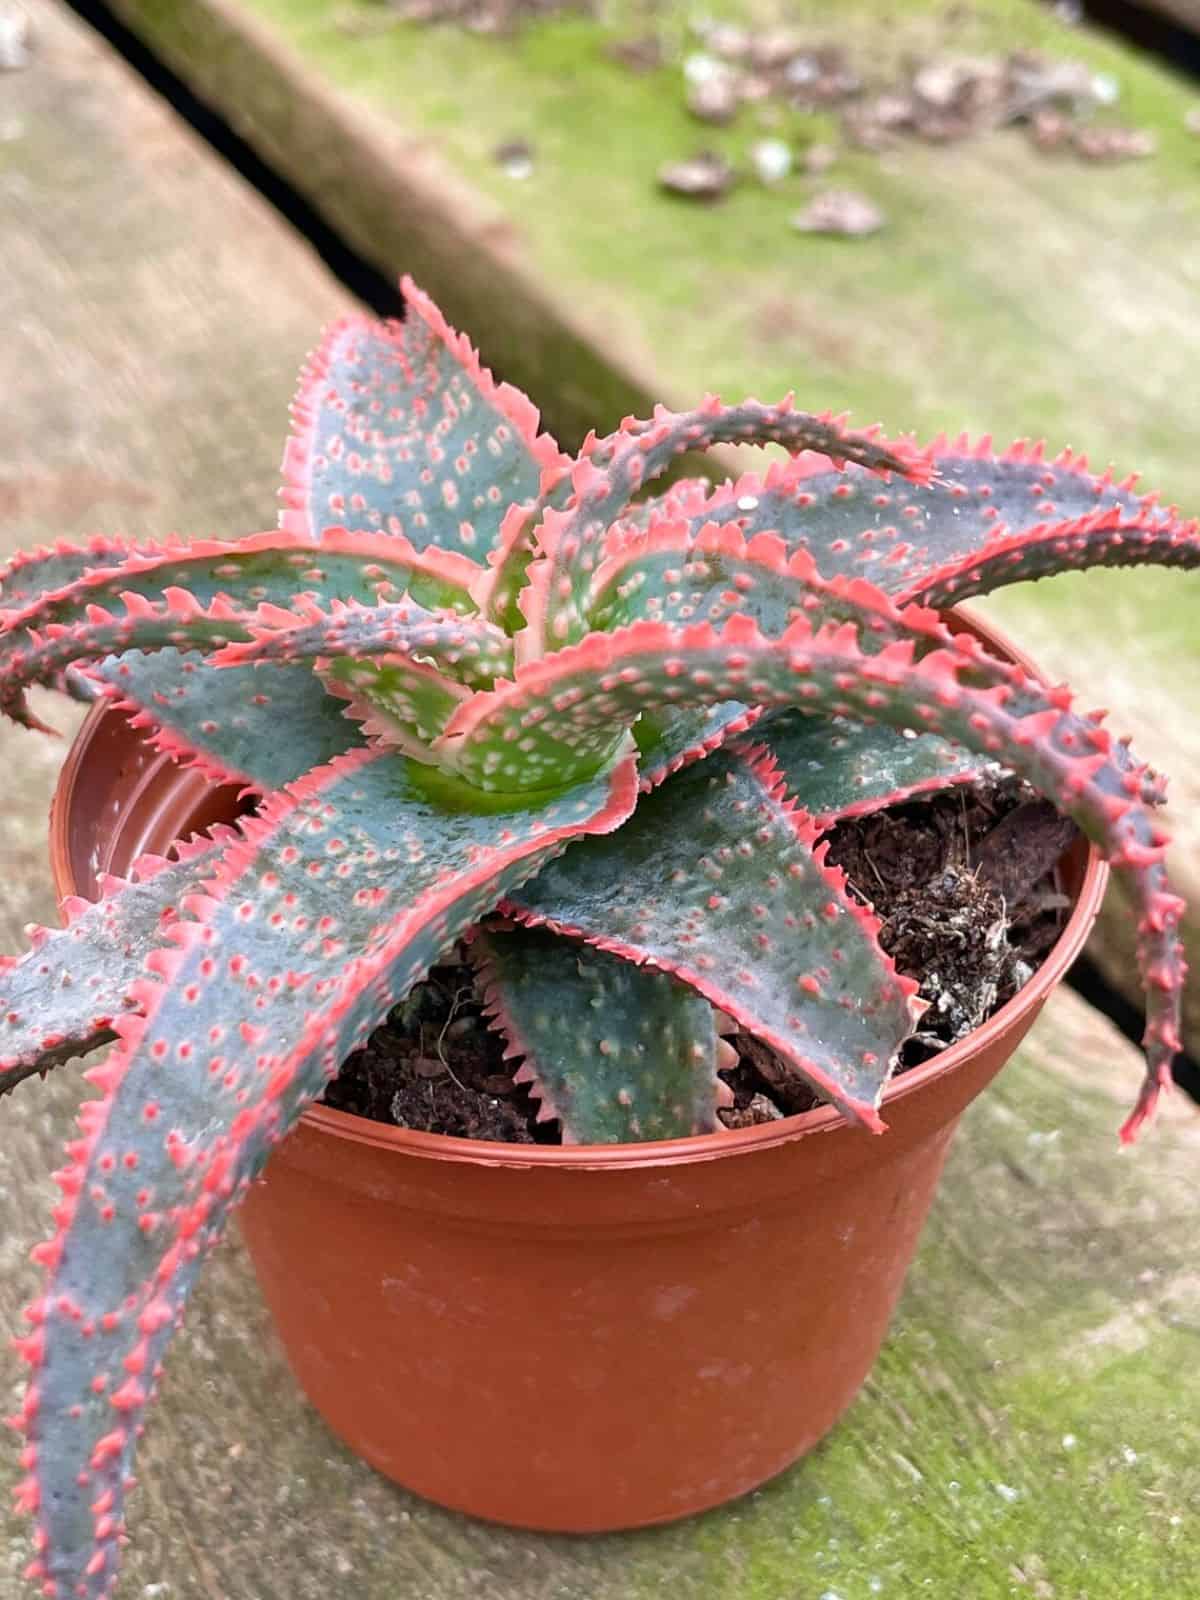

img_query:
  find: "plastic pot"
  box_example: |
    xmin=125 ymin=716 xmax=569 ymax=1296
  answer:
xmin=49 ymin=615 xmax=1108 ymax=1533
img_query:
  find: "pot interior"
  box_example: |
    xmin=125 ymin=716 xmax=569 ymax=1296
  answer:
xmin=54 ymin=709 xmax=252 ymax=899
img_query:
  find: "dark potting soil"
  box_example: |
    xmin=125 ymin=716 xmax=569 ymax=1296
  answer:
xmin=319 ymin=775 xmax=1079 ymax=1141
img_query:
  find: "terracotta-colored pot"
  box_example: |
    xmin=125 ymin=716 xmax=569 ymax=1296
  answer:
xmin=50 ymin=615 xmax=1108 ymax=1533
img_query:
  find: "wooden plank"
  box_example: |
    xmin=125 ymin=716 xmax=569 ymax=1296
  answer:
xmin=1 ymin=5 xmax=1197 ymax=1598
xmin=94 ymin=0 xmax=1200 ymax=464
xmin=104 ymin=0 xmax=1200 ymax=1052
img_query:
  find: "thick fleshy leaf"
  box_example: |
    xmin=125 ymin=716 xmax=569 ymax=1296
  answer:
xmin=317 ymin=653 xmax=469 ymax=755
xmin=619 ymin=440 xmax=1197 ymax=606
xmin=279 ymin=277 xmax=568 ymax=557
xmin=478 ymin=468 xmax=713 ymax=633
xmin=0 ymin=530 xmax=482 ymax=729
xmin=211 ymin=596 xmax=513 ymax=689
xmin=516 ymin=403 xmax=925 ymax=659
xmin=595 ymin=521 xmax=817 ymax=791
xmin=475 ymin=429 xmax=712 ymax=629
xmin=13 ymin=742 xmax=639 ymax=1599
xmin=86 ymin=654 xmax=358 ymax=789
xmin=32 ymin=530 xmax=489 ymax=786
xmin=0 ymin=529 xmax=480 ymax=636
xmin=585 ymin=518 xmax=1164 ymax=811
xmin=1 ymin=591 xmax=261 ymax=729
xmin=0 ymin=537 xmax=169 ymax=612
xmin=587 ymin=519 xmax=823 ymax=636
xmin=474 ymin=926 xmax=727 ymax=1143
xmin=758 ymin=711 xmax=985 ymax=827
xmin=507 ymin=744 xmax=921 ymax=1129
xmin=434 ymin=608 xmax=1183 ymax=1138
xmin=633 ymin=701 xmax=761 ymax=790
xmin=892 ymin=441 xmax=1200 ymax=606
xmin=0 ymin=840 xmax=227 ymax=1097
xmin=211 ymin=596 xmax=510 ymax=762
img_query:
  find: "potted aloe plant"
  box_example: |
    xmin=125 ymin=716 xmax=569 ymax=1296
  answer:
xmin=1 ymin=280 xmax=1194 ymax=1598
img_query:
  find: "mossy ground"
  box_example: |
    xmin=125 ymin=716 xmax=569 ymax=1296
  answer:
xmin=232 ymin=0 xmax=1200 ymax=487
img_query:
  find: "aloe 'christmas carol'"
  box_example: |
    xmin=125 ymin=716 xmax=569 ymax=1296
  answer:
xmin=1 ymin=280 xmax=1194 ymax=1597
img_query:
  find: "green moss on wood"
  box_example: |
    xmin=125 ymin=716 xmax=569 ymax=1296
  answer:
xmin=111 ymin=0 xmax=1200 ymax=496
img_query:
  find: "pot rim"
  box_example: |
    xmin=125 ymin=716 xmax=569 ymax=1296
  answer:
xmin=50 ymin=606 xmax=1109 ymax=1174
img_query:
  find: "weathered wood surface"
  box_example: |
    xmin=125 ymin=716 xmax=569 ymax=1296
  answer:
xmin=103 ymin=0 xmax=1200 ymax=1061
xmin=2 ymin=4 xmax=1199 ymax=1597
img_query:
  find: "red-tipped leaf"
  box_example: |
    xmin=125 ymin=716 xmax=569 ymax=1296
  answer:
xmin=280 ymin=279 xmax=569 ymax=557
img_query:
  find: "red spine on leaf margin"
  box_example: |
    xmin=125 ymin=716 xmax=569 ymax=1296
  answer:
xmin=279 ymin=281 xmax=569 ymax=541
xmin=470 ymin=929 xmax=735 ymax=1142
xmin=470 ymin=929 xmax=572 ymax=1135
xmin=505 ymin=741 xmax=927 ymax=1134
xmin=401 ymin=279 xmax=569 ymax=481
xmin=0 ymin=528 xmax=485 ymax=634
xmin=78 ymin=669 xmax=260 ymax=792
